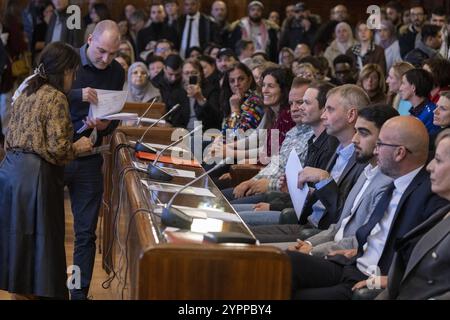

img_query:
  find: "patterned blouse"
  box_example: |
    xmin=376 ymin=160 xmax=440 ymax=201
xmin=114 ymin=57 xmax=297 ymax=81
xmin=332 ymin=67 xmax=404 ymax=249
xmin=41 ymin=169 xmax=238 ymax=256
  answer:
xmin=222 ymin=90 xmax=264 ymax=138
xmin=6 ymin=84 xmax=75 ymax=166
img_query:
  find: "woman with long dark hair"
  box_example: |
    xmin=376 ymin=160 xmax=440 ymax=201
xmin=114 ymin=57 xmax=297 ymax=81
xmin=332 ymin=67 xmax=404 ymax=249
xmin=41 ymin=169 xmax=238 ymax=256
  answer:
xmin=0 ymin=42 xmax=92 ymax=299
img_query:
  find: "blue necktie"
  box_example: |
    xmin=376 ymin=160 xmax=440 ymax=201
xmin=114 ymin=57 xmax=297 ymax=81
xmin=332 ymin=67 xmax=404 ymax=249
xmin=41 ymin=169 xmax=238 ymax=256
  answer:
xmin=355 ymin=182 xmax=396 ymax=257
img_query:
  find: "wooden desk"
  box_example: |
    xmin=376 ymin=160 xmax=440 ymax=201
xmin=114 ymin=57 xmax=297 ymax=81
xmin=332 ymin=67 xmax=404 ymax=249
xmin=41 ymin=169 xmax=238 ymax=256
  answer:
xmin=122 ymin=102 xmax=166 ymax=119
xmin=102 ymin=128 xmax=291 ymax=300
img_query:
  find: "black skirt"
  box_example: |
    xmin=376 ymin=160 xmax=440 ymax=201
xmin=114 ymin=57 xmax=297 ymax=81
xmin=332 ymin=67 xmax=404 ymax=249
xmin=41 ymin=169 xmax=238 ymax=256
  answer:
xmin=0 ymin=151 xmax=68 ymax=299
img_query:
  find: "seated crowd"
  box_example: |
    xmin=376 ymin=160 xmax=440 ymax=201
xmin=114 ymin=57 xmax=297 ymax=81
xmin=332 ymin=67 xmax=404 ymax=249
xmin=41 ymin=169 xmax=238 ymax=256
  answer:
xmin=0 ymin=0 xmax=450 ymax=300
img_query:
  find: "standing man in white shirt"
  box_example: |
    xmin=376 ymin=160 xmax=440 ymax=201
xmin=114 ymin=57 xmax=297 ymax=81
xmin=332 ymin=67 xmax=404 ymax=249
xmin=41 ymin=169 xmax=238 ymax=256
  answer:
xmin=177 ymin=0 xmax=219 ymax=58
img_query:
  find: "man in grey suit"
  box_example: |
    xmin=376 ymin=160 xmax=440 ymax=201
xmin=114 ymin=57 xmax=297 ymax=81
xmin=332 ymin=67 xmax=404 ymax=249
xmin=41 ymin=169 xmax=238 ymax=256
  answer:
xmin=286 ymin=105 xmax=399 ymax=256
xmin=376 ymin=129 xmax=450 ymax=300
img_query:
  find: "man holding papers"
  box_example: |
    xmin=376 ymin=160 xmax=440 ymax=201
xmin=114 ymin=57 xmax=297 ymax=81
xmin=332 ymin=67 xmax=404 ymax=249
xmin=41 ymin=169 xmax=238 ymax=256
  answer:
xmin=65 ymin=21 xmax=125 ymax=300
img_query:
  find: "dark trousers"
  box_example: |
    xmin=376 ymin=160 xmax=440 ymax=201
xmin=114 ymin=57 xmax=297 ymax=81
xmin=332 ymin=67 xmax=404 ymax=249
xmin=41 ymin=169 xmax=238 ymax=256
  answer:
xmin=287 ymin=251 xmax=366 ymax=300
xmin=251 ymin=223 xmax=321 ymax=243
xmin=221 ymin=187 xmax=267 ymax=204
xmin=64 ymin=155 xmax=104 ymax=300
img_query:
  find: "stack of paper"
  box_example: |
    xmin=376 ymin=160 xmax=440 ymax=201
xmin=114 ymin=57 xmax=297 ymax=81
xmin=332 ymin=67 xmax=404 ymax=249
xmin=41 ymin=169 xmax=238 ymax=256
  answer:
xmin=286 ymin=149 xmax=309 ymax=220
xmin=141 ymin=180 xmax=216 ymax=198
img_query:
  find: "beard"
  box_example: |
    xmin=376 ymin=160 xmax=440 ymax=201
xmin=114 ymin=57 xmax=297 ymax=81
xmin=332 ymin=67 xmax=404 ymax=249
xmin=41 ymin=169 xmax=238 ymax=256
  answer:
xmin=355 ymin=151 xmax=374 ymax=164
xmin=249 ymin=16 xmax=262 ymax=23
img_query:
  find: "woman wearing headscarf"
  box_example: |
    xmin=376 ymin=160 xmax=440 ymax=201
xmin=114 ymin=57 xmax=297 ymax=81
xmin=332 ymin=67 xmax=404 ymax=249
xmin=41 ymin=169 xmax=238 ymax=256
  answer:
xmin=323 ymin=22 xmax=356 ymax=75
xmin=126 ymin=62 xmax=161 ymax=103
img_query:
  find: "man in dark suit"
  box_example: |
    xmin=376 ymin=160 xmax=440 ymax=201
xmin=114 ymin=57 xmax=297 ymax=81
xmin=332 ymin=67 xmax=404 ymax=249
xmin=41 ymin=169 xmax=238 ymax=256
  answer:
xmin=287 ymin=116 xmax=449 ymax=300
xmin=377 ymin=130 xmax=450 ymax=300
xmin=252 ymin=84 xmax=370 ymax=242
xmin=177 ymin=0 xmax=219 ymax=58
xmin=136 ymin=3 xmax=179 ymax=56
xmin=45 ymin=0 xmax=84 ymax=48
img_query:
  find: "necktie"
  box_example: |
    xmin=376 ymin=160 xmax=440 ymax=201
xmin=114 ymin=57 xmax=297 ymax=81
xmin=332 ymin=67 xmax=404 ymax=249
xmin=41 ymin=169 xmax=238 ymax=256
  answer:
xmin=355 ymin=182 xmax=396 ymax=257
xmin=185 ymin=17 xmax=194 ymax=56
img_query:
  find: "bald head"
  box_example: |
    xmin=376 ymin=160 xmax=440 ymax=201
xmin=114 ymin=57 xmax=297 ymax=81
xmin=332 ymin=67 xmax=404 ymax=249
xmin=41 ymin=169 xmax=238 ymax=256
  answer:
xmin=92 ymin=20 xmax=121 ymax=43
xmin=383 ymin=116 xmax=429 ymax=156
xmin=87 ymin=20 xmax=121 ymax=70
xmin=376 ymin=116 xmax=429 ymax=177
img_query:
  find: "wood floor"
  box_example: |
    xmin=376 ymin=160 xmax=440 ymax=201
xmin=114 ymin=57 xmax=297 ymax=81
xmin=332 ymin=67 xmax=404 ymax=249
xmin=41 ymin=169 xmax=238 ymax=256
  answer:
xmin=0 ymin=191 xmax=116 ymax=300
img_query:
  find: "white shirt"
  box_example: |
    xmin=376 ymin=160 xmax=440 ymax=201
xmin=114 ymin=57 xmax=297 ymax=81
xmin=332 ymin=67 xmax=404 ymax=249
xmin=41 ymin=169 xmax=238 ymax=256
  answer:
xmin=334 ymin=164 xmax=379 ymax=242
xmin=180 ymin=12 xmax=200 ymax=58
xmin=356 ymin=166 xmax=423 ymax=276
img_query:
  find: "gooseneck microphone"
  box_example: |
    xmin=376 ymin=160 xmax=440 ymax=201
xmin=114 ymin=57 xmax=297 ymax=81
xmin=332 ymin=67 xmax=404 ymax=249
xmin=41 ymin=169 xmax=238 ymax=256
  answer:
xmin=161 ymin=158 xmax=231 ymax=229
xmin=147 ymin=125 xmax=203 ymax=181
xmin=135 ymin=97 xmax=157 ymax=127
xmin=134 ymin=104 xmax=180 ymax=153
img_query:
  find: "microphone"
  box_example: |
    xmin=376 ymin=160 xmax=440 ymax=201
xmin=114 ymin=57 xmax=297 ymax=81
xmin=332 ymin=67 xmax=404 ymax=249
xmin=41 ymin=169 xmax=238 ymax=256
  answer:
xmin=135 ymin=97 xmax=157 ymax=127
xmin=161 ymin=157 xmax=231 ymax=229
xmin=147 ymin=125 xmax=203 ymax=181
xmin=134 ymin=103 xmax=180 ymax=153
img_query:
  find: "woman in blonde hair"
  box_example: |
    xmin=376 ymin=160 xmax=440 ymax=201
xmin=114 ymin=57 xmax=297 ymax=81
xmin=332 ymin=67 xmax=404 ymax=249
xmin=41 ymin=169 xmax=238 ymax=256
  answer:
xmin=357 ymin=63 xmax=386 ymax=103
xmin=386 ymin=61 xmax=414 ymax=114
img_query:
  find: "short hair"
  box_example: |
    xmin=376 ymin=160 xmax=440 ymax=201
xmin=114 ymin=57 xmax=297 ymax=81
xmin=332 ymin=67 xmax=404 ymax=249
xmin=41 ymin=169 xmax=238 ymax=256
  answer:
xmin=164 ymin=54 xmax=183 ymax=70
xmin=92 ymin=3 xmax=111 ymax=21
xmin=156 ymin=39 xmax=175 ymax=50
xmin=235 ymin=40 xmax=253 ymax=56
xmin=146 ymin=54 xmax=164 ymax=65
xmin=129 ymin=9 xmax=147 ymax=23
xmin=182 ymin=58 xmax=205 ymax=83
xmin=403 ymin=68 xmax=434 ymax=98
xmin=423 ymin=58 xmax=450 ymax=88
xmin=291 ymin=77 xmax=312 ymax=89
xmin=308 ymin=81 xmax=336 ymax=109
xmin=357 ymin=63 xmax=386 ymax=93
xmin=333 ymin=54 xmax=354 ymax=67
xmin=432 ymin=6 xmax=446 ymax=17
xmin=251 ymin=51 xmax=269 ymax=61
xmin=327 ymin=84 xmax=370 ymax=110
xmin=299 ymin=56 xmax=321 ymax=71
xmin=358 ymin=104 xmax=400 ymax=129
xmin=421 ymin=24 xmax=441 ymax=41
xmin=385 ymin=1 xmax=403 ymax=13
xmin=197 ymin=55 xmax=216 ymax=66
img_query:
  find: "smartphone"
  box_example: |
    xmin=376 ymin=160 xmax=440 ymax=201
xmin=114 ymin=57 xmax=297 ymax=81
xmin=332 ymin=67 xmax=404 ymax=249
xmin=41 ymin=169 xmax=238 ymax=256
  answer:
xmin=189 ymin=75 xmax=198 ymax=85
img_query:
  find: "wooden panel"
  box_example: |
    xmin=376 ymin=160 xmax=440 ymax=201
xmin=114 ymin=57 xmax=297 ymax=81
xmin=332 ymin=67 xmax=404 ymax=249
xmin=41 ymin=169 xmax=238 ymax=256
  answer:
xmin=122 ymin=102 xmax=166 ymax=119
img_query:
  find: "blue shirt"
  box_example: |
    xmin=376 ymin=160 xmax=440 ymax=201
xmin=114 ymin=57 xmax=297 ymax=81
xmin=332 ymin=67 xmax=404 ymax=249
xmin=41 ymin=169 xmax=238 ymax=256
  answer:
xmin=308 ymin=143 xmax=355 ymax=227
xmin=68 ymin=44 xmax=125 ymax=146
xmin=409 ymin=99 xmax=440 ymax=135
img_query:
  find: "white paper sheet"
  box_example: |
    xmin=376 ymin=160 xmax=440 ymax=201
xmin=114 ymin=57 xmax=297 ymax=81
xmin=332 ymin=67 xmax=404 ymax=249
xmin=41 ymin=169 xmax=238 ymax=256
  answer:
xmin=141 ymin=180 xmax=216 ymax=198
xmin=90 ymin=89 xmax=128 ymax=119
xmin=286 ymin=149 xmax=309 ymax=219
xmin=132 ymin=161 xmax=196 ymax=179
xmin=76 ymin=89 xmax=129 ymax=133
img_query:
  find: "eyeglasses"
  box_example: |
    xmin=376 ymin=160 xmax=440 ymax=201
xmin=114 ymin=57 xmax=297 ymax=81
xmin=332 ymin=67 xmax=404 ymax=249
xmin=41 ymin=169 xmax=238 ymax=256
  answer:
xmin=376 ymin=140 xmax=412 ymax=153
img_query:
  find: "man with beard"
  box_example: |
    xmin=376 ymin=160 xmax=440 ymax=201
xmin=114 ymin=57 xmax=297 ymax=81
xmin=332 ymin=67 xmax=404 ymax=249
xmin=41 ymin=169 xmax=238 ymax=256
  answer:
xmin=210 ymin=1 xmax=229 ymax=46
xmin=151 ymin=54 xmax=186 ymax=126
xmin=228 ymin=1 xmax=279 ymax=62
xmin=136 ymin=4 xmax=179 ymax=56
xmin=282 ymin=105 xmax=398 ymax=256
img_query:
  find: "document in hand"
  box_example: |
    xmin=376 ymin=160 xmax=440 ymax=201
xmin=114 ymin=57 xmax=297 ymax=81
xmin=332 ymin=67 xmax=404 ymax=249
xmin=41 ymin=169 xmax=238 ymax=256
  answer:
xmin=77 ymin=90 xmax=129 ymax=133
xmin=89 ymin=89 xmax=129 ymax=119
xmin=286 ymin=148 xmax=309 ymax=220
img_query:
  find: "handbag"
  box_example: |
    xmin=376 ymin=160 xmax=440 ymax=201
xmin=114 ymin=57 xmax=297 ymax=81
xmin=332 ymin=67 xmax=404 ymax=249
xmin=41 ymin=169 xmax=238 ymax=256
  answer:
xmin=11 ymin=52 xmax=31 ymax=78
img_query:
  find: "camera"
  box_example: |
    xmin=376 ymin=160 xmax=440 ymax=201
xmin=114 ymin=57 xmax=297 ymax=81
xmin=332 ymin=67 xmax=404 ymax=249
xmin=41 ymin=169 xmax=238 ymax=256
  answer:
xmin=189 ymin=75 xmax=198 ymax=85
